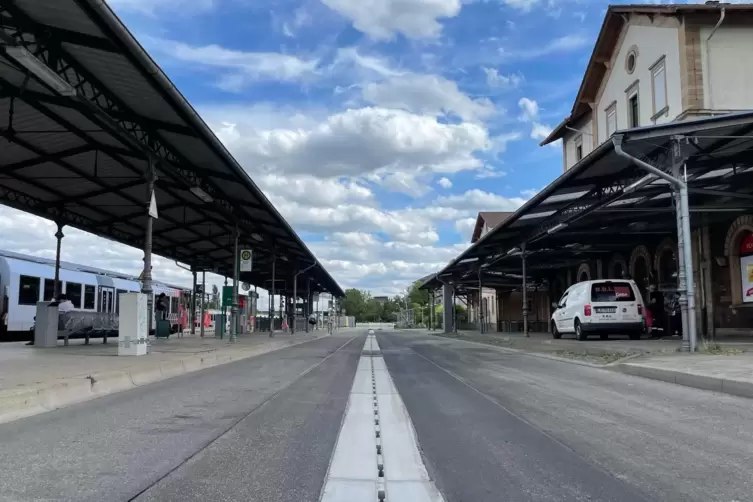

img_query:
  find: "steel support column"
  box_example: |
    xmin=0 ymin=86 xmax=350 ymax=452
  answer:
xmin=231 ymin=229 xmax=239 ymax=343
xmin=305 ymin=279 xmax=311 ymax=333
xmin=200 ymin=271 xmax=206 ymax=337
xmin=269 ymin=253 xmax=276 ymax=337
xmin=292 ymin=275 xmax=297 ymax=335
xmin=522 ymin=243 xmax=529 ymax=337
xmin=190 ymin=269 xmax=197 ymax=335
xmin=53 ymin=223 xmax=64 ymax=300
xmin=452 ymin=289 xmax=457 ymax=333
xmin=477 ymin=270 xmax=484 ymax=334
xmin=614 ymin=135 xmax=697 ymax=352
xmin=142 ymin=160 xmax=155 ymax=338
xmin=279 ymin=292 xmax=284 ymax=331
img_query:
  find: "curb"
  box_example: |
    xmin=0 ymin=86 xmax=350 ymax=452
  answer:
xmin=0 ymin=334 xmax=329 ymax=425
xmin=614 ymin=363 xmax=753 ymax=399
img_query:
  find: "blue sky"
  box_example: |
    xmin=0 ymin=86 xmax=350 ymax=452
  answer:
xmin=3 ymin=0 xmax=700 ymax=297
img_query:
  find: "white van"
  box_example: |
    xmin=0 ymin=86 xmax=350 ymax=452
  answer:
xmin=551 ymin=279 xmax=646 ymax=341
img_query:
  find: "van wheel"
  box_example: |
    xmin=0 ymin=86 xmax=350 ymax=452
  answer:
xmin=628 ymin=332 xmax=641 ymax=340
xmin=552 ymin=322 xmax=562 ymax=339
xmin=575 ymin=320 xmax=587 ymax=341
xmin=600 ymin=334 xmax=608 ymax=340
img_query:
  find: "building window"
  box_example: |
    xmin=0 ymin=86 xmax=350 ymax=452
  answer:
xmin=574 ymin=135 xmax=583 ymax=161
xmin=170 ymin=296 xmax=179 ymax=314
xmin=626 ymin=48 xmax=638 ymax=75
xmin=66 ymin=282 xmax=82 ymax=308
xmin=626 ymin=84 xmax=639 ymax=128
xmin=651 ymin=57 xmax=667 ymax=117
xmin=605 ymin=102 xmax=617 ymax=137
xmin=84 ymin=285 xmax=96 ymax=310
xmin=43 ymin=279 xmax=62 ymax=301
xmin=18 ymin=275 xmax=41 ymax=306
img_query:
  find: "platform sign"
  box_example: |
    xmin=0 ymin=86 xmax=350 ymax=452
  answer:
xmin=240 ymin=249 xmax=253 ymax=272
xmin=148 ymin=190 xmax=158 ymax=219
xmin=222 ymin=286 xmax=234 ymax=308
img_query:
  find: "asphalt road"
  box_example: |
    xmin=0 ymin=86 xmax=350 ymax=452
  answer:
xmin=378 ymin=330 xmax=753 ymax=502
xmin=3 ymin=329 xmax=751 ymax=502
xmin=0 ymin=333 xmax=362 ymax=502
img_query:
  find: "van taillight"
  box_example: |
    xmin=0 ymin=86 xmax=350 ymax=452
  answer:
xmin=637 ymin=304 xmax=643 ymax=315
xmin=584 ymin=304 xmax=592 ymax=316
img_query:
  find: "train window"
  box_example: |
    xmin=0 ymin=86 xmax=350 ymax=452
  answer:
xmin=116 ymin=290 xmax=127 ymax=314
xmin=43 ymin=279 xmax=62 ymax=301
xmin=65 ymin=282 xmax=83 ymax=308
xmin=84 ymin=285 xmax=96 ymax=309
xmin=18 ymin=275 xmax=41 ymax=305
xmin=170 ymin=296 xmax=179 ymax=314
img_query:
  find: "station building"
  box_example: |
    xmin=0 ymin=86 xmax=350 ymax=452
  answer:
xmin=424 ymin=3 xmax=753 ymax=341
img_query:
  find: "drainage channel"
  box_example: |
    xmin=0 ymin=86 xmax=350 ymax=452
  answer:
xmin=320 ymin=334 xmax=444 ymax=502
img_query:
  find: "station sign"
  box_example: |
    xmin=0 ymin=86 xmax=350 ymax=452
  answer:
xmin=222 ymin=286 xmax=234 ymax=308
xmin=240 ymin=249 xmax=253 ymax=272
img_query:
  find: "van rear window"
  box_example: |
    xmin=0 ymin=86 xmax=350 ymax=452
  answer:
xmin=591 ymin=282 xmax=635 ymax=302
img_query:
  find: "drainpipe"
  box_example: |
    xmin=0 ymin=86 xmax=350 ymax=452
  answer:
xmin=706 ymin=6 xmax=726 ymax=110
xmin=613 ymin=135 xmax=697 ymax=352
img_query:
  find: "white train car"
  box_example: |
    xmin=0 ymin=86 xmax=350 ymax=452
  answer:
xmin=0 ymin=250 xmax=190 ymax=342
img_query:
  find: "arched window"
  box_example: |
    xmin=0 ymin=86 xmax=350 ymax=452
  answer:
xmin=654 ymin=238 xmax=677 ymax=288
xmin=576 ymin=263 xmax=591 ymax=282
xmin=630 ymin=246 xmax=652 ymax=300
xmin=612 ymin=261 xmax=624 ymax=279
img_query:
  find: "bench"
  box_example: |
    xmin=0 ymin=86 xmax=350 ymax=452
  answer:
xmin=58 ymin=311 xmax=119 ymax=346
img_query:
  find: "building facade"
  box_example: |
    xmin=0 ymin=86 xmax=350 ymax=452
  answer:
xmin=543 ymin=3 xmax=753 ymax=172
xmin=540 ymin=3 xmax=753 ymax=338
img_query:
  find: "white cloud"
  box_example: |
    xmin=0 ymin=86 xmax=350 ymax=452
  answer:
xmin=438 ymin=177 xmax=453 ymax=189
xmin=455 ymin=217 xmax=477 ymax=242
xmin=307 ymin=233 xmax=469 ymax=294
xmin=145 ymin=37 xmax=320 ymax=90
xmin=107 ymin=0 xmax=214 ymax=15
xmin=212 ymin=106 xmax=491 ymax=178
xmin=502 ymin=0 xmax=539 ymax=11
xmin=474 ymin=166 xmax=506 ymax=179
xmin=377 ymin=172 xmax=432 ymax=198
xmin=483 ymin=68 xmax=524 ymax=89
xmin=434 ymin=189 xmax=527 ymax=212
xmin=363 ymin=74 xmax=496 ymax=123
xmin=518 ymin=97 xmax=539 ymax=122
xmin=491 ymin=132 xmax=523 ymax=155
xmin=500 ymin=34 xmax=589 ymax=61
xmin=332 ymin=47 xmax=405 ymax=79
xmin=321 ymin=0 xmax=462 ymax=40
xmin=531 ymin=122 xmax=553 ymax=141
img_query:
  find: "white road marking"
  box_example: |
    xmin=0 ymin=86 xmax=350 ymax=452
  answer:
xmin=321 ymin=335 xmax=444 ymax=502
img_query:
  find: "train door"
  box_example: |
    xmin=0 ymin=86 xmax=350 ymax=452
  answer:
xmin=0 ymin=280 xmax=7 ymax=339
xmin=99 ymin=287 xmax=115 ymax=313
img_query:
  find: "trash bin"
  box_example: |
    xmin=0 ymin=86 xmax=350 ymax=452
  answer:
xmin=155 ymin=319 xmax=171 ymax=338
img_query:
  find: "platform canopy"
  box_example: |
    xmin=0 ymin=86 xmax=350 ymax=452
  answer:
xmin=0 ymin=0 xmax=343 ymax=297
xmin=422 ymin=112 xmax=753 ymax=292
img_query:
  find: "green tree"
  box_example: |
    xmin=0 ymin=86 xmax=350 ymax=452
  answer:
xmin=406 ymin=281 xmax=429 ymax=306
xmin=341 ymin=288 xmax=370 ymax=321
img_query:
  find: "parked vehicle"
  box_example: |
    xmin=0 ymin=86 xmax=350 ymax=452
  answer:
xmin=0 ymin=249 xmax=190 ymax=342
xmin=551 ymin=279 xmax=646 ymax=341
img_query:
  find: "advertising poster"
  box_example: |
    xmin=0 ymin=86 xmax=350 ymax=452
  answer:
xmin=740 ymin=254 xmax=753 ymax=303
